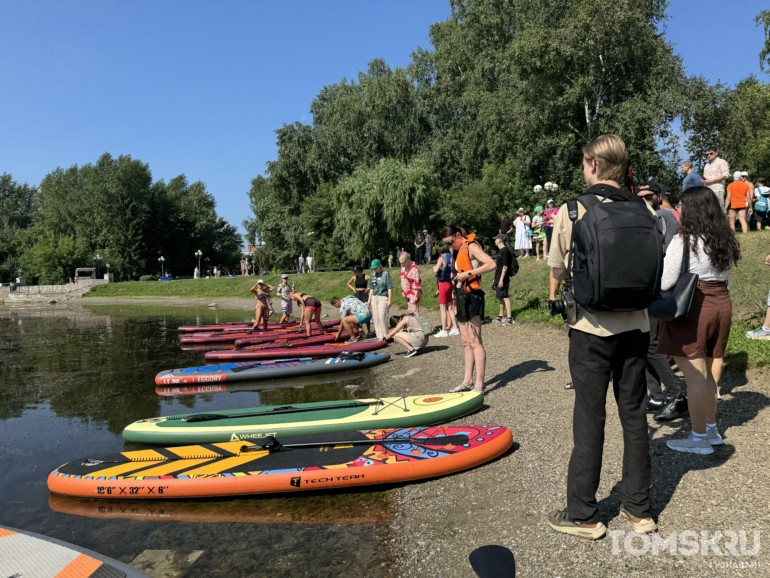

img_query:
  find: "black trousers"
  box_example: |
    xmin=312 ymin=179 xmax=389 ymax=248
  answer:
xmin=646 ymin=316 xmax=681 ymax=400
xmin=567 ymin=328 xmax=652 ymax=523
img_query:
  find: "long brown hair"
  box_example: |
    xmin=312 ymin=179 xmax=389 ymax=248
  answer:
xmin=680 ymin=187 xmax=740 ymax=272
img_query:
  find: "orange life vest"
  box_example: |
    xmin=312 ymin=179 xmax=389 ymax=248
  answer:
xmin=454 ymin=234 xmax=482 ymax=293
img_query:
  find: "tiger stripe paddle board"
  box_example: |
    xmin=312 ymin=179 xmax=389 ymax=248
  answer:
xmin=48 ymin=425 xmax=513 ymax=499
xmin=155 ymin=352 xmax=389 ymax=386
xmin=122 ymin=391 xmax=483 ymax=444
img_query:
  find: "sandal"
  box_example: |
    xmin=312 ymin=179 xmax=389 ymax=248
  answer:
xmin=564 ymin=382 xmax=574 ymax=390
xmin=450 ymin=383 xmax=474 ymax=393
xmin=472 ymin=387 xmax=485 ymax=395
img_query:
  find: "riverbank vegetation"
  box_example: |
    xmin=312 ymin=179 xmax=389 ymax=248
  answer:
xmin=3 ymin=2 xmax=769 ymax=284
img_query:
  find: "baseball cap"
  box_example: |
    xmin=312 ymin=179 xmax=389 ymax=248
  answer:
xmin=547 ymin=198 xmax=555 ymax=204
xmin=741 ymin=171 xmax=748 ymax=177
xmin=353 ymin=265 xmax=363 ymax=272
xmin=281 ymin=274 xmax=289 ymax=279
xmin=733 ymin=171 xmax=742 ymax=180
xmin=257 ymin=279 xmax=264 ymax=284
xmin=494 ymin=233 xmax=508 ymax=242
xmin=370 ymin=259 xmax=382 ymax=269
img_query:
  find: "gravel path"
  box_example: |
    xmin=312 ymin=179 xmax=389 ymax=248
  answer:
xmin=369 ymin=311 xmax=769 ymax=578
xmin=78 ymin=296 xmax=768 ymax=577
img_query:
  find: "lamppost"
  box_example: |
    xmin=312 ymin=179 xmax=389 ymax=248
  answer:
xmin=94 ymin=254 xmax=102 ymax=278
xmin=106 ymin=264 xmax=110 ymax=280
xmin=158 ymin=256 xmax=165 ymax=278
xmin=534 ymin=181 xmax=559 ymax=201
xmin=195 ymin=250 xmax=202 ymax=278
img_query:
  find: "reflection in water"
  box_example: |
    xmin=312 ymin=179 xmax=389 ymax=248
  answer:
xmin=0 ymin=304 xmax=392 ymax=577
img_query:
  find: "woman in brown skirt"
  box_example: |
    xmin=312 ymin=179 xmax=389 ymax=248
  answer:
xmin=659 ymin=186 xmax=740 ymax=455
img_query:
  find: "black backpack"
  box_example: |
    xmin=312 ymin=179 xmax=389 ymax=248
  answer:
xmin=567 ymin=184 xmax=664 ymax=312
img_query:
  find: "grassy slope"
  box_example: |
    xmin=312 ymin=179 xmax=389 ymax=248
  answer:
xmin=87 ymin=230 xmax=770 ymax=368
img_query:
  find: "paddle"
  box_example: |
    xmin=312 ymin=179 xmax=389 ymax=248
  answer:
xmin=180 ymin=400 xmax=384 ymax=423
xmin=245 ymin=433 xmax=470 ymax=453
xmin=81 ymin=432 xmax=469 ymax=465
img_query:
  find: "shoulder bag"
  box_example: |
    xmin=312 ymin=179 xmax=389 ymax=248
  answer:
xmin=648 ymin=244 xmax=698 ymax=321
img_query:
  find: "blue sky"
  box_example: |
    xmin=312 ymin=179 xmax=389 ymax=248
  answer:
xmin=1 ymin=1 xmax=767 ymax=244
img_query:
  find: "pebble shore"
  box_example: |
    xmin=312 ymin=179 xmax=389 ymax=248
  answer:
xmin=369 ymin=312 xmax=769 ymax=578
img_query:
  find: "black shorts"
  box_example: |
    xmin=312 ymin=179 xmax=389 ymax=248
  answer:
xmin=493 ymin=279 xmax=510 ymax=299
xmin=455 ymin=288 xmax=485 ymax=323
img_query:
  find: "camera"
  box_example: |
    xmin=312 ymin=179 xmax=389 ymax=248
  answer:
xmin=548 ymin=287 xmax=577 ymax=324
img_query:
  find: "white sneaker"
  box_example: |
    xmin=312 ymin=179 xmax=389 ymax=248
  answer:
xmin=434 ymin=330 xmax=448 ymax=338
xmin=447 ymin=328 xmax=460 ymax=336
xmin=666 ymin=433 xmax=714 ymax=455
xmin=706 ymin=428 xmax=724 ymax=446
xmin=746 ymin=326 xmax=770 ymax=340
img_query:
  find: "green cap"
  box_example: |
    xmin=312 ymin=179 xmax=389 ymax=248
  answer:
xmin=370 ymin=259 xmax=382 ymax=269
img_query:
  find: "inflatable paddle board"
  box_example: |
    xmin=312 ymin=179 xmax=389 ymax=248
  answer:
xmin=178 ymin=321 xmax=339 ymax=344
xmin=177 ymin=321 xmax=297 ymax=333
xmin=122 ymin=391 xmax=483 ymax=444
xmin=0 ymin=524 xmax=149 ymax=577
xmin=49 ymin=494 xmax=392 ymax=525
xmin=155 ymin=352 xmax=389 ymax=386
xmin=204 ymin=339 xmax=387 ymax=361
xmin=48 ymin=425 xmax=513 ymax=499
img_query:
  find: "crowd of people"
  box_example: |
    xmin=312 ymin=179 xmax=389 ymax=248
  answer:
xmin=246 ymin=135 xmax=767 ymax=543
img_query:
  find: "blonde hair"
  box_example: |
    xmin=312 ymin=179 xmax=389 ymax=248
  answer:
xmin=582 ymin=135 xmax=628 ymax=184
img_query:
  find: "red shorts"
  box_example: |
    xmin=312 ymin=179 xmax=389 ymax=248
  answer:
xmin=438 ymin=280 xmax=453 ymax=305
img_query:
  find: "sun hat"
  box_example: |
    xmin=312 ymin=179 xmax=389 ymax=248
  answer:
xmin=370 ymin=259 xmax=382 ymax=269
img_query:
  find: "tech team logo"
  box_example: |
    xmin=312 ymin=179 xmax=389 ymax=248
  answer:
xmin=290 ymin=476 xmax=302 ymax=488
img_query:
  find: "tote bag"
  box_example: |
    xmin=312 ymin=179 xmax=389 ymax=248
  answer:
xmin=648 ymin=245 xmax=698 ymax=321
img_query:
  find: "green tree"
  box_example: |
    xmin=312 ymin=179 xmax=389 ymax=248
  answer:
xmin=19 ymin=231 xmax=89 ymax=284
xmin=332 ymin=157 xmax=438 ymax=261
xmin=758 ymin=10 xmax=770 ymax=73
xmin=0 ymin=174 xmax=36 ymax=282
xmin=717 ymin=77 xmax=770 ymax=179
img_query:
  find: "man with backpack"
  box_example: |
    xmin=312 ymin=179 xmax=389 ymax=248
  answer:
xmin=545 ymin=135 xmax=659 ymax=540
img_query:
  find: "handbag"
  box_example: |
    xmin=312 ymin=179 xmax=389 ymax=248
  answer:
xmin=648 ymin=243 xmax=698 ymax=321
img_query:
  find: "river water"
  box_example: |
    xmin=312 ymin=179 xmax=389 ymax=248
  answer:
xmin=0 ymin=303 xmax=393 ymax=577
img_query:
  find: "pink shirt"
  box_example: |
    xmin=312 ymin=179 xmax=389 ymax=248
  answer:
xmin=545 ymin=207 xmax=559 ymax=227
xmin=703 ymin=157 xmax=729 ymax=195
xmin=400 ymin=262 xmax=422 ymax=304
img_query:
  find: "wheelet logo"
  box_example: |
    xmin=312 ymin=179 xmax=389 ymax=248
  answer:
xmin=609 ymin=529 xmax=760 ymax=559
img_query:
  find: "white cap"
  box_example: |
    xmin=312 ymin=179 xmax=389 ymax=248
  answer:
xmin=257 ymin=279 xmax=264 ymax=284
xmin=547 ymin=198 xmax=554 ymax=204
xmin=733 ymin=171 xmax=742 ymax=180
xmin=741 ymin=171 xmax=748 ymax=177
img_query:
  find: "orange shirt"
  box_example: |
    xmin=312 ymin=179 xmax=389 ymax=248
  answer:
xmin=727 ymin=180 xmax=750 ymax=209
